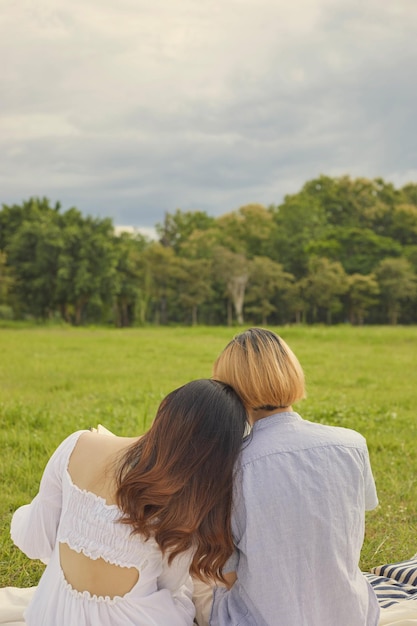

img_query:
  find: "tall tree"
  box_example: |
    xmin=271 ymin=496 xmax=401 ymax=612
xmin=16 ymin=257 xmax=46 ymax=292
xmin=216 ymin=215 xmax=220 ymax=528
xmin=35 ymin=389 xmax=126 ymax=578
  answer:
xmin=213 ymin=247 xmax=250 ymax=325
xmin=141 ymin=243 xmax=182 ymax=324
xmin=156 ymin=210 xmax=215 ymax=252
xmin=271 ymin=192 xmax=327 ymax=277
xmin=307 ymin=226 xmax=402 ymax=274
xmin=401 ymin=183 xmax=417 ymax=206
xmin=113 ymin=232 xmax=150 ymax=327
xmin=346 ymin=274 xmax=380 ymax=325
xmin=216 ymin=204 xmax=278 ymax=258
xmin=56 ymin=210 xmax=118 ymax=324
xmin=374 ymin=258 xmax=417 ymax=324
xmin=245 ymin=256 xmax=294 ymax=325
xmin=301 ymin=257 xmax=348 ymax=324
xmin=0 ymin=251 xmax=14 ymax=317
xmin=7 ymin=214 xmax=63 ymax=318
xmin=0 ymin=197 xmax=61 ymax=252
xmin=388 ymin=204 xmax=417 ymax=246
xmin=175 ymin=257 xmax=213 ymax=325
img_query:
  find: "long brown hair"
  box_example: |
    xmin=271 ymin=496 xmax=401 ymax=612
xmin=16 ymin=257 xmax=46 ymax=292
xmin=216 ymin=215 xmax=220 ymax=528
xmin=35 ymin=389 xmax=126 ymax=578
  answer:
xmin=116 ymin=379 xmax=247 ymax=582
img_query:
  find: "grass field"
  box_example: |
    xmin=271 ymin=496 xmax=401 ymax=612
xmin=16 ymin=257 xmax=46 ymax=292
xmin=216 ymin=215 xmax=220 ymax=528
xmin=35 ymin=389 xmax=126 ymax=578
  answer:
xmin=1 ymin=324 xmax=416 ymax=587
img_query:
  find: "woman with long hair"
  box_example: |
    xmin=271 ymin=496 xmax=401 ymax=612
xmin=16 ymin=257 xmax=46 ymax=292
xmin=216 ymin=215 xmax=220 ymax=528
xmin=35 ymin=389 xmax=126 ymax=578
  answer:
xmin=11 ymin=379 xmax=247 ymax=626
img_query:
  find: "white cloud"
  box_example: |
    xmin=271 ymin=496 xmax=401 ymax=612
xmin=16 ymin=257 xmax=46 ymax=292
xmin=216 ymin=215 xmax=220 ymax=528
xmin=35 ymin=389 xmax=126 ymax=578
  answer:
xmin=1 ymin=0 xmax=417 ymax=226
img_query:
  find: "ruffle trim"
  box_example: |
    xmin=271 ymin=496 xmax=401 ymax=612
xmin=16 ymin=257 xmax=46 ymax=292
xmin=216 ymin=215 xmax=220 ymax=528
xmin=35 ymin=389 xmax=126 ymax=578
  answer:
xmin=59 ymin=540 xmax=149 ymax=572
xmin=58 ymin=566 xmax=133 ymax=604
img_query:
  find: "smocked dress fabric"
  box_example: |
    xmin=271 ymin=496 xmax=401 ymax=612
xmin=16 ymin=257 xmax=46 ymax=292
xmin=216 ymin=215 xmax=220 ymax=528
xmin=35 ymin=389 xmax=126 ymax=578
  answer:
xmin=10 ymin=431 xmax=195 ymax=626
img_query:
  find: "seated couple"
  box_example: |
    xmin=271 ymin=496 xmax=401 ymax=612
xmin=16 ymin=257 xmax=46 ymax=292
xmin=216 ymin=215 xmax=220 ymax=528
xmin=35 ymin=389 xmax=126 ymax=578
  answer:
xmin=10 ymin=328 xmax=380 ymax=626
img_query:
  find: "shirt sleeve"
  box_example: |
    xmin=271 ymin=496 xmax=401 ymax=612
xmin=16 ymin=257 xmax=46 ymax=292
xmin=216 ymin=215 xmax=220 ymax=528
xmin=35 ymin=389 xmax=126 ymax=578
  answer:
xmin=158 ymin=550 xmax=195 ymax=624
xmin=363 ymin=444 xmax=378 ymax=510
xmin=222 ymin=549 xmax=239 ymax=574
xmin=10 ymin=431 xmax=86 ymax=563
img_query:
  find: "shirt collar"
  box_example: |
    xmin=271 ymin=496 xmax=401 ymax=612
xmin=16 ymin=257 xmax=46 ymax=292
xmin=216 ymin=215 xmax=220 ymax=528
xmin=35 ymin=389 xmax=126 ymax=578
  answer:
xmin=251 ymin=411 xmax=303 ymax=432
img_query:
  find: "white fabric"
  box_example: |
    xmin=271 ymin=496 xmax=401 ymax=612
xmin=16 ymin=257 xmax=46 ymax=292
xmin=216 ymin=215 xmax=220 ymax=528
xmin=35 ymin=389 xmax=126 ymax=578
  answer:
xmin=1 ymin=584 xmax=417 ymax=626
xmin=211 ymin=411 xmax=380 ymax=626
xmin=192 ymin=578 xmax=215 ymax=626
xmin=0 ymin=586 xmax=35 ymax=625
xmin=10 ymin=431 xmax=195 ymax=626
xmin=379 ymin=602 xmax=417 ymax=625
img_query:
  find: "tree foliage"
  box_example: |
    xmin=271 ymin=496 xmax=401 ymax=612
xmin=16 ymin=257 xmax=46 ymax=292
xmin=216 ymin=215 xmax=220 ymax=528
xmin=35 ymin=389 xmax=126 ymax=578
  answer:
xmin=2 ymin=175 xmax=417 ymax=326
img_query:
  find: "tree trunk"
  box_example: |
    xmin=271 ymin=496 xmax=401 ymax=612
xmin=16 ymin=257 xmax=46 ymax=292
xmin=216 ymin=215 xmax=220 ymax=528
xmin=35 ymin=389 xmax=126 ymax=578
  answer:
xmin=137 ymin=293 xmax=149 ymax=325
xmin=160 ymin=295 xmax=167 ymax=325
xmin=228 ymin=274 xmax=248 ymax=326
xmin=114 ymin=303 xmax=121 ymax=327
xmin=75 ymin=305 xmax=82 ymax=325
xmin=60 ymin=303 xmax=69 ymax=323
xmin=227 ymin=300 xmax=233 ymax=326
xmin=389 ymin=306 xmax=399 ymax=325
xmin=121 ymin=299 xmax=129 ymax=327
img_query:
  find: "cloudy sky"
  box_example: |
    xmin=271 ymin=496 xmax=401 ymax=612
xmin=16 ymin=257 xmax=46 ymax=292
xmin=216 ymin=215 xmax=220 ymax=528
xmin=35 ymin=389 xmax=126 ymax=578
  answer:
xmin=1 ymin=0 xmax=417 ymax=232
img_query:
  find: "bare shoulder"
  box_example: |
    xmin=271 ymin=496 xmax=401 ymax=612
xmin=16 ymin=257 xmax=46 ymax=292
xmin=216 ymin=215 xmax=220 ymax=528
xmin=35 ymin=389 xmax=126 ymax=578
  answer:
xmin=75 ymin=430 xmax=138 ymax=455
xmin=68 ymin=432 xmax=140 ymax=499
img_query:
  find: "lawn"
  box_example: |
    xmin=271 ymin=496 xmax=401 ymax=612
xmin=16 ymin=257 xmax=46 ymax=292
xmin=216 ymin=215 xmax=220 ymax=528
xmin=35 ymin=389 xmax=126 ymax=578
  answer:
xmin=1 ymin=324 xmax=416 ymax=586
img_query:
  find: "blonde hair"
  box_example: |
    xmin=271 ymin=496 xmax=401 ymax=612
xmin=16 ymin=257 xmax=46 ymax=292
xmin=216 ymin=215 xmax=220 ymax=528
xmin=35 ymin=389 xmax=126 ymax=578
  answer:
xmin=213 ymin=328 xmax=306 ymax=410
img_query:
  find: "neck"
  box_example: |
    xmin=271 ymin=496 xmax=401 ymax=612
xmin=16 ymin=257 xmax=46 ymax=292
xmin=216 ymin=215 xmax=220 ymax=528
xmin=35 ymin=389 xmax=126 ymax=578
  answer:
xmin=249 ymin=406 xmax=292 ymax=425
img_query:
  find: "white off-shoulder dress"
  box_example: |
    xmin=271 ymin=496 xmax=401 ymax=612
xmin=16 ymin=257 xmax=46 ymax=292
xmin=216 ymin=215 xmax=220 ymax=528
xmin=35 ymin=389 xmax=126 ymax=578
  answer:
xmin=10 ymin=431 xmax=195 ymax=626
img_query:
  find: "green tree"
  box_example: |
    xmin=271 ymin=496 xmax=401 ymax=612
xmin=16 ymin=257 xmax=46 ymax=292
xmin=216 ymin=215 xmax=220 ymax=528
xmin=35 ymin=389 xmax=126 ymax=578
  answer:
xmin=141 ymin=243 xmax=182 ymax=324
xmin=245 ymin=256 xmax=294 ymax=325
xmin=56 ymin=210 xmax=118 ymax=324
xmin=179 ymin=226 xmax=223 ymax=260
xmin=7 ymin=214 xmax=64 ymax=318
xmin=175 ymin=257 xmax=213 ymax=325
xmin=284 ymin=280 xmax=307 ymax=324
xmin=215 ymin=204 xmax=277 ymax=258
xmin=346 ymin=274 xmax=380 ymax=325
xmin=271 ymin=192 xmax=327 ymax=277
xmin=113 ymin=233 xmax=150 ymax=327
xmin=213 ymin=247 xmax=250 ymax=325
xmin=0 ymin=252 xmax=13 ymax=304
xmin=301 ymin=257 xmax=348 ymax=324
xmin=401 ymin=183 xmax=417 ymax=206
xmin=374 ymin=258 xmax=417 ymax=324
xmin=0 ymin=197 xmax=61 ymax=252
xmin=307 ymin=227 xmax=402 ymax=274
xmin=0 ymin=251 xmax=15 ymax=319
xmin=388 ymin=205 xmax=417 ymax=246
xmin=156 ymin=210 xmax=215 ymax=252
xmin=301 ymin=176 xmax=400 ymax=230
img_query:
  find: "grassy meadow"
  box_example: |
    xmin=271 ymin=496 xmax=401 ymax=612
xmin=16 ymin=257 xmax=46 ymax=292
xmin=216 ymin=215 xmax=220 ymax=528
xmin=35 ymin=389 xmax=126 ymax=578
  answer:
xmin=1 ymin=324 xmax=416 ymax=587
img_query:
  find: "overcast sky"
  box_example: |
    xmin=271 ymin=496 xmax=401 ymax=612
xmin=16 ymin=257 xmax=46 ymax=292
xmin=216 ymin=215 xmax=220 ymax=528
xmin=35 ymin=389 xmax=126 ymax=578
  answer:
xmin=1 ymin=0 xmax=417 ymax=233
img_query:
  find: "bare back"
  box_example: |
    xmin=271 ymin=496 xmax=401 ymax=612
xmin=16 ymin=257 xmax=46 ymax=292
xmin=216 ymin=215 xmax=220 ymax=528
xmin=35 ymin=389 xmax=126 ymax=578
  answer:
xmin=62 ymin=431 xmax=140 ymax=598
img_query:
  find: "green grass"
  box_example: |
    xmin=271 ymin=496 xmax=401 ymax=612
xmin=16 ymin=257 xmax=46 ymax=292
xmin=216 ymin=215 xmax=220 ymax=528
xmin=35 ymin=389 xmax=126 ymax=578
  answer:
xmin=1 ymin=325 xmax=417 ymax=586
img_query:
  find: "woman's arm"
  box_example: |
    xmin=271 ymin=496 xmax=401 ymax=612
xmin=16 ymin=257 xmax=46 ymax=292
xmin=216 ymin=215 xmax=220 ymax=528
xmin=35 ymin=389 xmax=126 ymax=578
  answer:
xmin=222 ymin=571 xmax=237 ymax=589
xmin=10 ymin=431 xmax=86 ymax=563
xmin=158 ymin=551 xmax=195 ymax=624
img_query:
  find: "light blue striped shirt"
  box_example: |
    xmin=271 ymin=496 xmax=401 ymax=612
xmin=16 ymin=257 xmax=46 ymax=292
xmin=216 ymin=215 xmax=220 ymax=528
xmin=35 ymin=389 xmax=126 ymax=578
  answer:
xmin=211 ymin=411 xmax=380 ymax=626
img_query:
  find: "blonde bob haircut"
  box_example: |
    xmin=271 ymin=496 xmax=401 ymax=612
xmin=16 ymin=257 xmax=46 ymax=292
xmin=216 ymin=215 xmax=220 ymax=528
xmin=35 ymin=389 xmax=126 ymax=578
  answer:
xmin=213 ymin=328 xmax=306 ymax=410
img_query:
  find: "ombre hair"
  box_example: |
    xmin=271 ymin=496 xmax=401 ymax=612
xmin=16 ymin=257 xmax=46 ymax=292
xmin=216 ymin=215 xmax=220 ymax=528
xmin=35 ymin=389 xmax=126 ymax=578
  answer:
xmin=116 ymin=379 xmax=247 ymax=583
xmin=213 ymin=328 xmax=306 ymax=410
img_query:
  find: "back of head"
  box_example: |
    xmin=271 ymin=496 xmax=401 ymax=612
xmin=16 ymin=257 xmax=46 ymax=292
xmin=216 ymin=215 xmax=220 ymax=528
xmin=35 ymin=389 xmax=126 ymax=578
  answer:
xmin=150 ymin=378 xmax=246 ymax=468
xmin=213 ymin=327 xmax=306 ymax=410
xmin=116 ymin=378 xmax=248 ymax=582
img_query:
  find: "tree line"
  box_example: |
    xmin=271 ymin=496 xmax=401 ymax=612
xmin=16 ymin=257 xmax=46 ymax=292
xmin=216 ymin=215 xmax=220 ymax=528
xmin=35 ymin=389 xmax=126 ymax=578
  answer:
xmin=1 ymin=175 xmax=417 ymax=326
